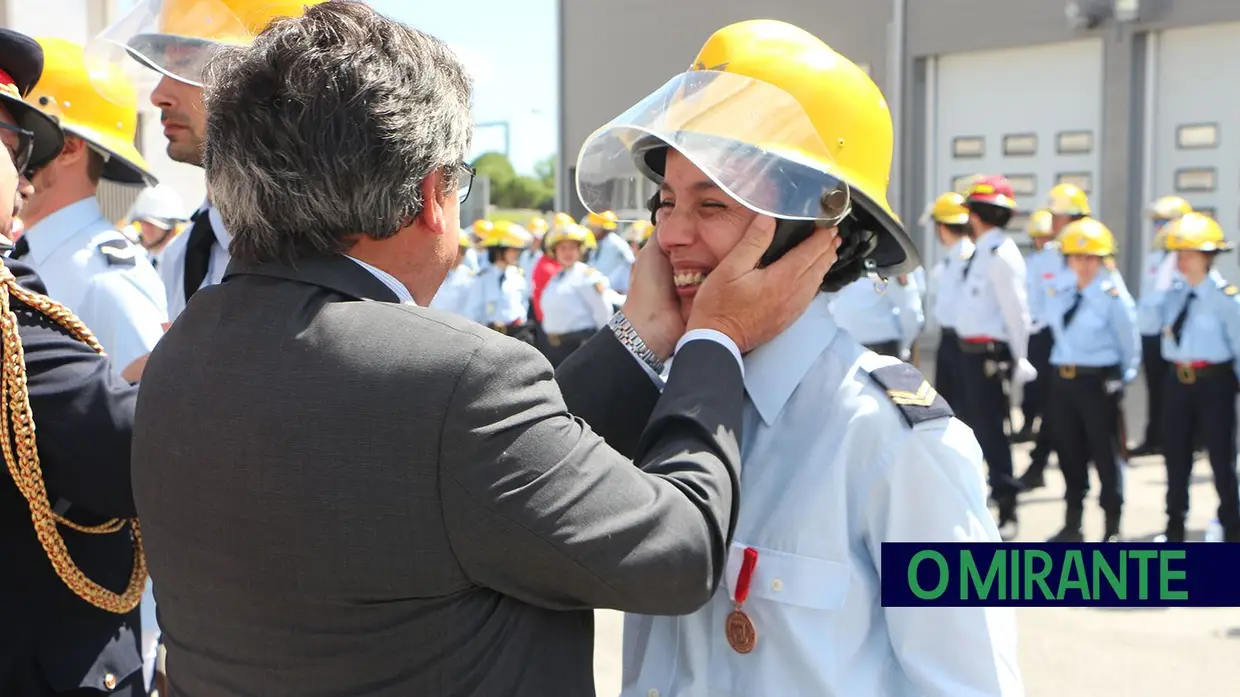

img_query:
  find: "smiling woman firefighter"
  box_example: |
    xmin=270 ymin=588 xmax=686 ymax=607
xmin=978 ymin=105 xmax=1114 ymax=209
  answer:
xmin=575 ymin=18 xmax=1021 ymax=697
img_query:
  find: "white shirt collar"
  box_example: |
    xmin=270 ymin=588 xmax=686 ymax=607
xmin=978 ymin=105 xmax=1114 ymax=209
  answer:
xmin=344 ymin=255 xmax=416 ymax=304
xmin=24 ymin=196 xmax=107 ymax=265
xmin=743 ymin=293 xmax=839 ymax=425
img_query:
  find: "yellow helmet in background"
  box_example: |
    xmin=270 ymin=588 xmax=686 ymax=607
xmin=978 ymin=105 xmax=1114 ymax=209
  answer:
xmin=527 ymin=217 xmax=550 ymax=237
xmin=575 ymin=19 xmax=918 ymax=277
xmin=29 ymin=37 xmax=155 ymax=185
xmin=553 ymin=212 xmax=575 ymax=228
xmin=1059 ymin=218 xmax=1116 ymax=257
xmin=920 ymin=192 xmax=969 ymax=226
xmin=584 ymin=229 xmax=598 ymax=252
xmin=582 ymin=210 xmax=618 ymax=232
xmin=480 ymin=220 xmax=532 ymax=249
xmin=1148 ymin=195 xmax=1192 ymax=222
xmin=1047 ymin=183 xmax=1091 ymax=217
xmin=1027 ymin=210 xmax=1055 ymax=238
xmin=470 ymin=219 xmax=494 ymax=240
xmin=89 ymin=0 xmax=330 ymax=103
xmin=626 ymin=220 xmax=654 ymax=245
xmin=457 ymin=230 xmax=472 ymax=248
xmin=545 ymin=223 xmax=592 ymax=252
xmin=1163 ymin=212 xmax=1231 ymax=253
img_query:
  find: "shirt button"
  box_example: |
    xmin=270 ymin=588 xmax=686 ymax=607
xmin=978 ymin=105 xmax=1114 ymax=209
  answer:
xmin=771 ymin=578 xmax=784 ymax=592
xmin=103 ymin=673 xmax=117 ymax=690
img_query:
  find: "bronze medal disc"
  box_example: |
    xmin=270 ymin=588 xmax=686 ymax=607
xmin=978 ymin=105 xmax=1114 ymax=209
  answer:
xmin=726 ymin=609 xmax=757 ymax=654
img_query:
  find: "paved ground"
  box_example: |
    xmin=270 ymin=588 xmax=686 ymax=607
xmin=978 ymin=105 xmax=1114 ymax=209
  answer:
xmin=591 ymin=362 xmax=1240 ymax=696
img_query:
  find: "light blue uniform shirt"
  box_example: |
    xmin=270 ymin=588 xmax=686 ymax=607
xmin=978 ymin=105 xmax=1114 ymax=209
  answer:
xmin=539 ymin=262 xmax=613 ymax=335
xmin=1025 ymin=243 xmax=1065 ymax=332
xmin=956 ymin=227 xmax=1032 ymax=360
xmin=829 ymin=277 xmax=902 ymax=346
xmin=930 ymin=236 xmax=975 ymax=329
xmin=429 ymin=263 xmax=476 ymax=317
xmin=829 ymin=275 xmax=923 ymax=353
xmin=892 ymin=270 xmax=925 ymax=350
xmin=622 ymin=294 xmax=1021 ymax=697
xmin=592 ymin=231 xmax=636 ymax=293
xmin=1136 ymin=249 xmax=1180 ymax=336
xmin=21 ymin=196 xmax=168 ymax=373
xmin=159 ymin=201 xmax=230 ymax=321
xmin=1160 ymin=271 xmax=1240 ymax=381
xmin=1048 ymin=273 xmax=1141 ymax=382
xmin=463 ymin=247 xmax=482 ymax=273
xmin=466 ymin=263 xmax=528 ymax=326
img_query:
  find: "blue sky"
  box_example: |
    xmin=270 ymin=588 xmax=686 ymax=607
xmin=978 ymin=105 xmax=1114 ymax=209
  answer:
xmin=371 ymin=0 xmax=559 ymax=175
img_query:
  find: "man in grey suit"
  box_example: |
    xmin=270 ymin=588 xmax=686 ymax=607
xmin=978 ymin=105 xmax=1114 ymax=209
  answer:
xmin=129 ymin=3 xmax=840 ymax=697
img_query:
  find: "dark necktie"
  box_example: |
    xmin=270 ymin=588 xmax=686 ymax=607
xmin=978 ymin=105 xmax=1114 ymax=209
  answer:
xmin=1171 ymin=292 xmax=1196 ymax=345
xmin=10 ymin=235 xmax=29 ymax=260
xmin=183 ymin=209 xmax=216 ymax=303
xmin=962 ymin=253 xmax=974 ymax=280
xmin=1063 ymin=291 xmax=1083 ymax=327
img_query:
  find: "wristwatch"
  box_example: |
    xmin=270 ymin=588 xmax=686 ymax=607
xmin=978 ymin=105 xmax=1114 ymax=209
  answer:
xmin=608 ymin=311 xmax=666 ymax=375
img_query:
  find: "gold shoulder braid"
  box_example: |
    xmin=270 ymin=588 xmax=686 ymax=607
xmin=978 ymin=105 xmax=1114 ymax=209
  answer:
xmin=0 ymin=264 xmax=146 ymax=613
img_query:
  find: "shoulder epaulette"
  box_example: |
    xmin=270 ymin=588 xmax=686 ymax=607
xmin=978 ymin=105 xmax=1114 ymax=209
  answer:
xmin=1226 ymin=285 xmax=1239 ymax=297
xmin=867 ymin=363 xmax=954 ymax=427
xmin=97 ymin=238 xmax=138 ymax=268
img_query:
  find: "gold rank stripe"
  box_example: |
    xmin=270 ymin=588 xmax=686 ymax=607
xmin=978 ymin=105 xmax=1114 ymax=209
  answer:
xmin=887 ymin=380 xmax=938 ymax=408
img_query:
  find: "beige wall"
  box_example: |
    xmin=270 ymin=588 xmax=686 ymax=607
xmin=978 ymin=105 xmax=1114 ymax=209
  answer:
xmin=558 ymin=0 xmax=892 ymax=214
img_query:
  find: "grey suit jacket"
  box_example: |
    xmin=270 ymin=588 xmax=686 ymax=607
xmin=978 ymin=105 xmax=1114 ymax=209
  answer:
xmin=132 ymin=253 xmax=744 ymax=697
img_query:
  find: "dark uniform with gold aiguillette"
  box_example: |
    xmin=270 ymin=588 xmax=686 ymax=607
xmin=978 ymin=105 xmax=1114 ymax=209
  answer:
xmin=0 ymin=30 xmax=147 ymax=697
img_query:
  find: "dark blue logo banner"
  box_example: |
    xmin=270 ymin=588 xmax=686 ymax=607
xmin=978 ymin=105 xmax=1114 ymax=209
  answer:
xmin=880 ymin=543 xmax=1240 ymax=607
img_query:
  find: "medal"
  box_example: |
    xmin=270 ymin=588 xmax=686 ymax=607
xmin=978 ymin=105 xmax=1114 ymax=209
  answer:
xmin=726 ymin=546 xmax=759 ymax=654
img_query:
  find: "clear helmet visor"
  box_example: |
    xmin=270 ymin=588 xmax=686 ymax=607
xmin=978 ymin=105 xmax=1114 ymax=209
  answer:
xmin=575 ymin=70 xmax=850 ymax=224
xmin=86 ymin=0 xmax=249 ymax=104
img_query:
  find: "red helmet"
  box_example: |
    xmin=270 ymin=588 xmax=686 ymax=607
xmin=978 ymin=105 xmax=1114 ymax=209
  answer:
xmin=963 ymin=175 xmax=1018 ymax=211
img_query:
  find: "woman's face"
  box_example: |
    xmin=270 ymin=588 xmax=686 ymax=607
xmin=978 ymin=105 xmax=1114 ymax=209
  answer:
xmin=1067 ymin=255 xmax=1102 ymax=287
xmin=1176 ymin=250 xmax=1208 ymax=277
xmin=554 ymin=240 xmax=581 ymax=266
xmin=655 ymin=150 xmax=756 ymax=322
xmin=502 ymin=247 xmax=522 ymax=265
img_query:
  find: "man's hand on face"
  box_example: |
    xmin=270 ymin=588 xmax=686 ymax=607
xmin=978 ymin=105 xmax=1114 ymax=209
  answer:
xmin=686 ymin=215 xmax=841 ymax=354
xmin=620 ymin=228 xmax=682 ymax=361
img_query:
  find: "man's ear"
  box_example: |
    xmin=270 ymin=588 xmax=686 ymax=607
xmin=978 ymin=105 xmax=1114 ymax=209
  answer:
xmin=60 ymin=135 xmax=88 ymax=161
xmin=418 ymin=168 xmax=447 ymax=235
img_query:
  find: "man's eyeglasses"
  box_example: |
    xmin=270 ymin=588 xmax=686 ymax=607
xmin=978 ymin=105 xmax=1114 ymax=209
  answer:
xmin=0 ymin=121 xmax=34 ymax=175
xmin=457 ymin=163 xmax=476 ymax=204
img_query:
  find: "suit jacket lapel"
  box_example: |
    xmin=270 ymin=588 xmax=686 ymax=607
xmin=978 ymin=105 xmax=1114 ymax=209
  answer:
xmin=223 ymin=253 xmax=402 ymax=303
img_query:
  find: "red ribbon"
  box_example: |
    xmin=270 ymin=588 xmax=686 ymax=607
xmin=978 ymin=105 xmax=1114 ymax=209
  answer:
xmin=0 ymin=68 xmax=14 ymax=89
xmin=735 ymin=547 xmax=759 ymax=605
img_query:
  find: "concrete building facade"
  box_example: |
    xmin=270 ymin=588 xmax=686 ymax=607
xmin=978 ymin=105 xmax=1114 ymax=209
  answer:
xmin=558 ymin=0 xmax=1240 ymax=304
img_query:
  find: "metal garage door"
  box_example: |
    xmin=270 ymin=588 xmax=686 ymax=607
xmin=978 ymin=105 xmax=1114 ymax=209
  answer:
xmin=924 ymin=40 xmax=1104 ymax=268
xmin=1150 ymin=22 xmax=1240 ymax=283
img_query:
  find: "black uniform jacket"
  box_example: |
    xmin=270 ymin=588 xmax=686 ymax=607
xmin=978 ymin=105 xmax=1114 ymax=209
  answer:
xmin=0 ymin=256 xmax=143 ymax=694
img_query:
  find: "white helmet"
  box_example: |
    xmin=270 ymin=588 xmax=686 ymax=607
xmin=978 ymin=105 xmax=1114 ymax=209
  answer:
xmin=125 ymin=184 xmax=188 ymax=229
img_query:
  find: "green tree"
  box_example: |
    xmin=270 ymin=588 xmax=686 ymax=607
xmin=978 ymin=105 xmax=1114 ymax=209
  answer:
xmin=472 ymin=151 xmax=516 ymax=186
xmin=473 ymin=151 xmax=555 ymax=209
xmin=533 ymin=155 xmax=555 ymax=190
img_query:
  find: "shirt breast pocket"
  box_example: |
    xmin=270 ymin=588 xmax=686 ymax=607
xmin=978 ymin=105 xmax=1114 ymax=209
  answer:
xmin=720 ymin=542 xmax=852 ymax=692
xmin=1074 ymin=304 xmax=1108 ymax=332
xmin=724 ymin=542 xmax=850 ymax=611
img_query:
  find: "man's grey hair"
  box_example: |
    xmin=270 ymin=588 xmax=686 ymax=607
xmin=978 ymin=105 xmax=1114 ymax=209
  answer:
xmin=202 ymin=0 xmax=474 ymax=264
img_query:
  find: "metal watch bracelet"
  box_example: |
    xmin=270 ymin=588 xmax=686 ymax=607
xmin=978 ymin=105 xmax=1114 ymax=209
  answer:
xmin=608 ymin=311 xmax=666 ymax=375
